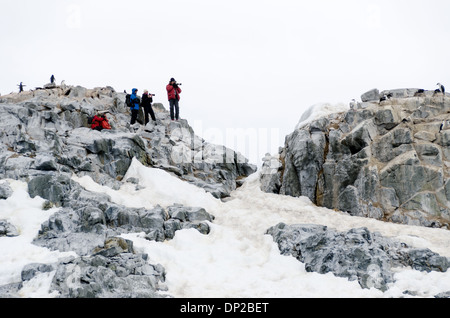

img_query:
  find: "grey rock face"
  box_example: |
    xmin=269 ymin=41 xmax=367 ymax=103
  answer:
xmin=361 ymin=88 xmax=380 ymax=102
xmin=260 ymin=153 xmax=283 ymax=194
xmin=0 ymin=182 xmax=13 ymax=199
xmin=20 ymin=252 xmax=168 ymax=298
xmin=30 ymin=176 xmax=215 ymax=256
xmin=0 ymin=84 xmax=238 ymax=298
xmin=21 ymin=263 xmax=54 ymax=281
xmin=266 ymin=223 xmax=450 ymax=292
xmin=262 ymin=90 xmax=450 ymax=229
xmin=0 ymin=220 xmax=19 ymax=237
xmin=435 ymin=291 xmax=450 ymax=298
xmin=0 ymin=85 xmax=256 ymax=199
xmin=1 ymin=173 xmax=213 ymax=298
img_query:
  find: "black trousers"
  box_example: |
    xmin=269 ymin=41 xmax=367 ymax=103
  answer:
xmin=169 ymin=99 xmax=179 ymax=120
xmin=144 ymin=104 xmax=156 ymax=124
xmin=130 ymin=109 xmax=139 ymax=125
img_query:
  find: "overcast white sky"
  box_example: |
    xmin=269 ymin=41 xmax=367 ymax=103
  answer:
xmin=1 ymin=0 xmax=449 ymax=165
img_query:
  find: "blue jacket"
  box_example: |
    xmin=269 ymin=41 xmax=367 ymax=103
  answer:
xmin=130 ymin=88 xmax=140 ymax=110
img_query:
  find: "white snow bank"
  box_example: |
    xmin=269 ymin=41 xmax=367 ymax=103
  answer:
xmin=228 ymin=171 xmax=450 ymax=258
xmin=295 ymin=102 xmax=349 ymax=130
xmin=124 ymin=226 xmax=382 ymax=298
xmin=0 ymin=180 xmax=74 ymax=297
xmin=72 ymin=158 xmax=222 ymax=211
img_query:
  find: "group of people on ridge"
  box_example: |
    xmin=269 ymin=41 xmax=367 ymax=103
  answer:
xmin=90 ymin=77 xmax=183 ymax=131
xmin=128 ymin=77 xmax=182 ymax=126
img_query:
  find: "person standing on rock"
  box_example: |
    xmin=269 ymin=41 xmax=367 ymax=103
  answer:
xmin=17 ymin=82 xmax=25 ymax=93
xmin=130 ymin=88 xmax=141 ymax=125
xmin=142 ymin=89 xmax=156 ymax=125
xmin=166 ymin=78 xmax=182 ymax=121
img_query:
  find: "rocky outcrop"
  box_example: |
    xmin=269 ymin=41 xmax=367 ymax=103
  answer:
xmin=0 ymin=85 xmax=256 ymax=199
xmin=261 ymin=88 xmax=450 ymax=229
xmin=16 ymin=239 xmax=168 ymax=298
xmin=266 ymin=223 xmax=450 ymax=292
xmin=0 ymin=84 xmax=253 ymax=298
xmin=28 ymin=174 xmax=215 ymax=256
xmin=47 ymin=252 xmax=166 ymax=298
xmin=0 ymin=172 xmax=215 ymax=298
xmin=0 ymin=220 xmax=19 ymax=237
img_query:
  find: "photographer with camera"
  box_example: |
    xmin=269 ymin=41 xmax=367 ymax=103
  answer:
xmin=142 ymin=89 xmax=156 ymax=125
xmin=166 ymin=78 xmax=182 ymax=121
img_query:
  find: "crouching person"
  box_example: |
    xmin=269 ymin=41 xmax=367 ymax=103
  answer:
xmin=91 ymin=113 xmax=111 ymax=131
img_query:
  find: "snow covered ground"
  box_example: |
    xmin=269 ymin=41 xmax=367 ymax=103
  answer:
xmin=294 ymin=102 xmax=350 ymax=130
xmin=1 ymin=159 xmax=450 ymax=298
xmin=0 ymin=180 xmax=76 ymax=297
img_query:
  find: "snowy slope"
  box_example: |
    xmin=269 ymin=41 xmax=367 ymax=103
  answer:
xmin=119 ymin=161 xmax=450 ymax=298
xmin=2 ymin=159 xmax=447 ymax=298
xmin=0 ymin=180 xmax=76 ymax=297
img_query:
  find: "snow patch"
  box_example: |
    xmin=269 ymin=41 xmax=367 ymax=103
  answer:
xmin=295 ymin=102 xmax=349 ymax=130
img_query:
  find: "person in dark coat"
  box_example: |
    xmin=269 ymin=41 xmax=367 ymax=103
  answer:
xmin=18 ymin=82 xmax=26 ymax=93
xmin=142 ymin=89 xmax=156 ymax=125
